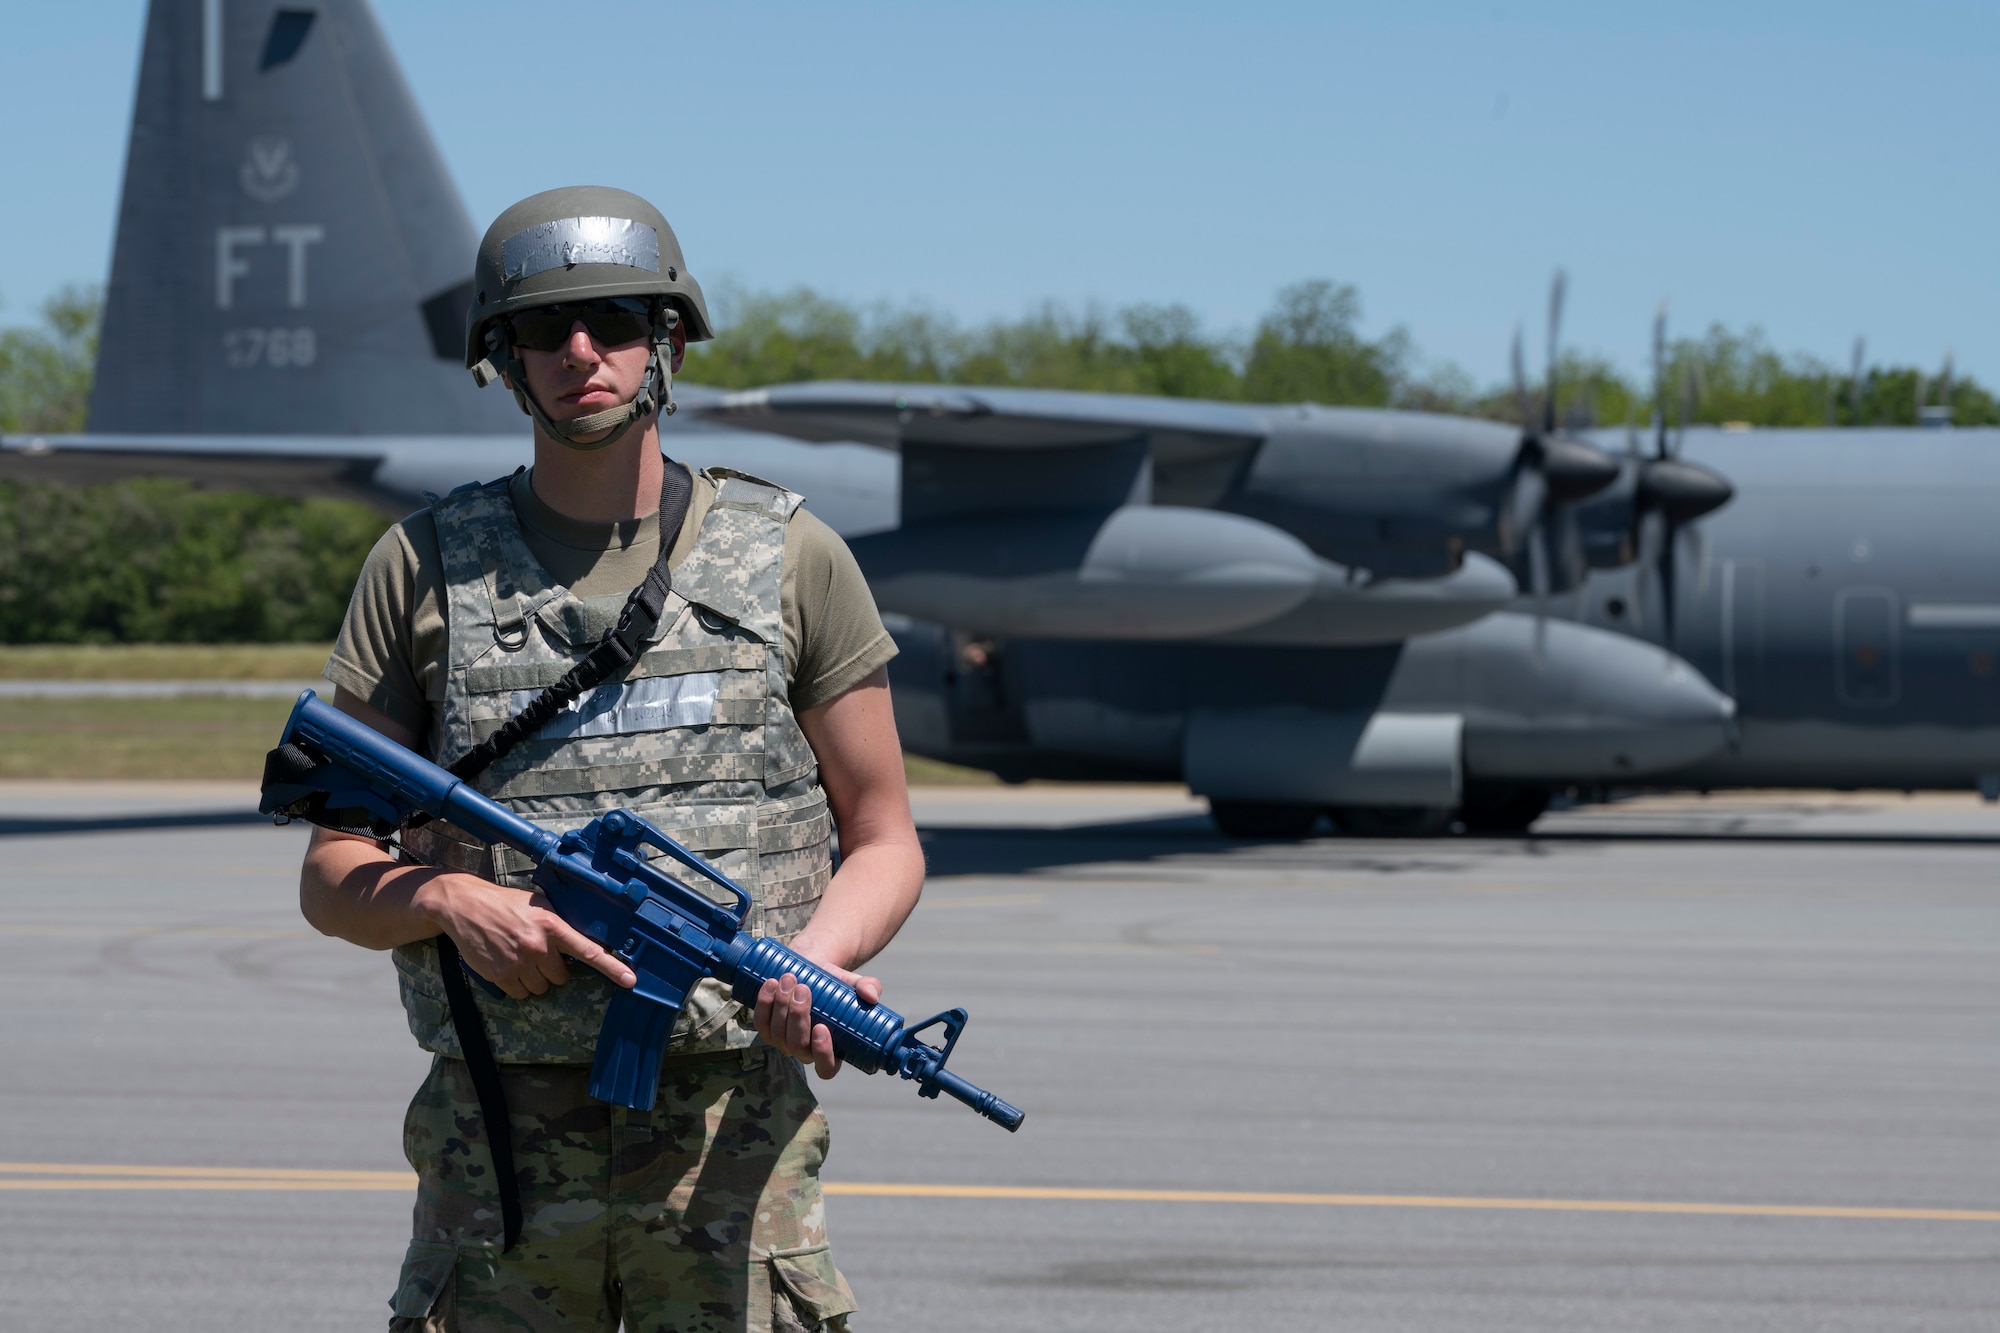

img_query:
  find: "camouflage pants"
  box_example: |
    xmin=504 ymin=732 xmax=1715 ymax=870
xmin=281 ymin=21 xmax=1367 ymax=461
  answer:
xmin=387 ymin=1047 xmax=856 ymax=1332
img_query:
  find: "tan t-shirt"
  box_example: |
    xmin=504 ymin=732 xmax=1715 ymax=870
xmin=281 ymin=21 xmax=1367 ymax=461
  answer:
xmin=325 ymin=467 xmax=896 ymax=734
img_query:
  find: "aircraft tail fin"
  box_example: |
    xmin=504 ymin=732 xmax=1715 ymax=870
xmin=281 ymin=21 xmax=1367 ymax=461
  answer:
xmin=88 ymin=0 xmax=519 ymax=434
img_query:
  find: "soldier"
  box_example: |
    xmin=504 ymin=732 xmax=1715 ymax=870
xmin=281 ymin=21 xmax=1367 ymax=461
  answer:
xmin=299 ymin=186 xmax=922 ymax=1331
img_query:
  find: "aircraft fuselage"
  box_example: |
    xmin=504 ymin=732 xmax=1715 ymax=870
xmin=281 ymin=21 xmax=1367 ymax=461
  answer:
xmin=1574 ymin=428 xmax=2000 ymax=789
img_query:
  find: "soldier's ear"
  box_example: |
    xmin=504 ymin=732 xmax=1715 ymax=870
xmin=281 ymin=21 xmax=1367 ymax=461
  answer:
xmin=668 ymin=324 xmax=687 ymax=375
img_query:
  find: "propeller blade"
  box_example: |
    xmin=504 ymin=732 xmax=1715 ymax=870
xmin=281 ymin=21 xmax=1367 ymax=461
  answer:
xmin=1528 ymin=524 xmax=1552 ymax=599
xmin=1529 ymin=524 xmax=1552 ymax=658
xmin=1499 ymin=463 xmax=1548 ymax=556
xmin=1557 ymin=507 xmax=1587 ymax=587
xmin=1652 ymin=304 xmax=1669 ymax=460
xmin=1660 ymin=521 xmax=1679 ymax=650
xmin=1631 ymin=510 xmax=1665 ymax=633
xmin=1674 ymin=362 xmax=1700 ymax=457
xmin=1544 ymin=269 xmax=1566 ymax=436
xmin=1511 ymin=327 xmax=1533 ymax=431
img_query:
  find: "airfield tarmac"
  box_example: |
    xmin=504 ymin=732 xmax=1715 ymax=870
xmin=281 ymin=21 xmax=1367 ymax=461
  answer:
xmin=0 ymin=783 xmax=1993 ymax=1332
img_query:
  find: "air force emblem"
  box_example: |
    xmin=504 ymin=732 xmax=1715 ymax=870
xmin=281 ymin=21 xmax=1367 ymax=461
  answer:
xmin=239 ymin=137 xmax=300 ymax=203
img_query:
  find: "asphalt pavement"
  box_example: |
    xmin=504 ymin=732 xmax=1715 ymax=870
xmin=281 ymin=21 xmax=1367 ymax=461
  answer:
xmin=1 ymin=783 xmax=1994 ymax=1331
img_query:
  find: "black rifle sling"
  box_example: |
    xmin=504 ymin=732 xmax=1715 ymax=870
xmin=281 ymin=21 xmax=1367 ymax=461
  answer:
xmin=434 ymin=931 xmax=524 ymax=1252
xmin=426 ymin=459 xmax=692 ymax=1256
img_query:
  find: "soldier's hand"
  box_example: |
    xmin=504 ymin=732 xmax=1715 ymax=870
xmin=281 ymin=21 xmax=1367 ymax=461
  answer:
xmin=419 ymin=872 xmax=637 ymax=1000
xmin=754 ymin=963 xmax=883 ymax=1080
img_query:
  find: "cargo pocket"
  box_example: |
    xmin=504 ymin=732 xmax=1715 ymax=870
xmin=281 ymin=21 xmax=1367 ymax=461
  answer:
xmin=387 ymin=1240 xmax=458 ymax=1331
xmin=769 ymin=1242 xmax=858 ymax=1332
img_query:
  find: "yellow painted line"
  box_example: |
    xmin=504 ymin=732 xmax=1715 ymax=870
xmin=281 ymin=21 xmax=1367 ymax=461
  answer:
xmin=821 ymin=1183 xmax=2000 ymax=1223
xmin=2 ymin=1166 xmax=1990 ymax=1222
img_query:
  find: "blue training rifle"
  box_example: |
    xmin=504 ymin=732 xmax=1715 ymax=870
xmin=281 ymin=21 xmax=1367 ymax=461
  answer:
xmin=261 ymin=690 xmax=1023 ymax=1131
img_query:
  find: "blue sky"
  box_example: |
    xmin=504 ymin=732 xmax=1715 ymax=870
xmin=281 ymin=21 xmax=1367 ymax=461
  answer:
xmin=4 ymin=0 xmax=1994 ymax=388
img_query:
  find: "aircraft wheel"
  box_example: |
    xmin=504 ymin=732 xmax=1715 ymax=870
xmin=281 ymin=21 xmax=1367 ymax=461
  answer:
xmin=1209 ymin=801 xmax=1321 ymax=839
xmin=1330 ymin=806 xmax=1454 ymax=838
xmin=1457 ymin=783 xmax=1551 ymax=834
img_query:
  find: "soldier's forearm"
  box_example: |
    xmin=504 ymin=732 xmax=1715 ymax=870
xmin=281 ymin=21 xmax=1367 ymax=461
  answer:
xmin=299 ymin=827 xmax=454 ymax=950
xmin=791 ymin=835 xmax=925 ymax=973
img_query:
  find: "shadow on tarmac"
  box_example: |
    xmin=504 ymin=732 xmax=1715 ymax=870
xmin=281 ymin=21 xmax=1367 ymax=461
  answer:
xmin=916 ymin=813 xmax=2000 ymax=880
xmin=918 ymin=816 xmax=1222 ymax=878
xmin=0 ymin=810 xmax=271 ymax=838
xmin=10 ymin=806 xmax=1997 ymax=860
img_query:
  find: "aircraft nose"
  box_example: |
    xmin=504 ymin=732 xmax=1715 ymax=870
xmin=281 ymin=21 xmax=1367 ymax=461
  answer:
xmin=1562 ymin=629 xmax=1736 ymax=775
xmin=1426 ymin=615 xmax=1736 ymax=781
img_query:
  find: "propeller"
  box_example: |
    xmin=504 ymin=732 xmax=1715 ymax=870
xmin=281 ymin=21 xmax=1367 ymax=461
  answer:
xmin=1499 ymin=271 xmax=1619 ymax=577
xmin=1628 ymin=306 xmax=1733 ymax=648
xmin=1496 ymin=271 xmax=1621 ymax=655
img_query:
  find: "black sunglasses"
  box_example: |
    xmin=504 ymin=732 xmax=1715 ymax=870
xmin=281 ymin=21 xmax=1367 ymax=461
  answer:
xmin=508 ymin=297 xmax=655 ymax=352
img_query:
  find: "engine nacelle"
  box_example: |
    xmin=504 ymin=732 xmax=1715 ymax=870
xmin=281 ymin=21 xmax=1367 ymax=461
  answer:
xmin=851 ymin=505 xmax=1319 ymax=640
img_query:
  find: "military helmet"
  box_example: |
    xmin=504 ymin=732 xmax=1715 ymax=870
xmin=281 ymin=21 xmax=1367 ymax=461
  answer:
xmin=466 ymin=186 xmax=712 ymax=451
xmin=465 ymin=185 xmax=713 ymax=368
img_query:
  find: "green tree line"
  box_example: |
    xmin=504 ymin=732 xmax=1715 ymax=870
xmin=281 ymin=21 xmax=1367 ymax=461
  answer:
xmin=0 ymin=478 xmax=387 ymax=643
xmin=4 ymin=281 xmax=1990 ymax=434
xmin=683 ymin=279 xmax=1999 ymax=429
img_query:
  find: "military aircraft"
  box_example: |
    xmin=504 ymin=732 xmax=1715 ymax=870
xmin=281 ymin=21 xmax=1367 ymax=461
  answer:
xmin=690 ymin=376 xmax=1739 ymax=835
xmin=51 ymin=0 xmax=1958 ymax=841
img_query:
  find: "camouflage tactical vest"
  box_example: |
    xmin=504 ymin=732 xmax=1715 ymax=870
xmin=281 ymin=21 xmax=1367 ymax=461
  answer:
xmin=393 ymin=467 xmax=834 ymax=1064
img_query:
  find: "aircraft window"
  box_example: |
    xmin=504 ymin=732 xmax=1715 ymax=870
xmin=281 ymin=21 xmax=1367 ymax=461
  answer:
xmin=261 ymin=9 xmax=317 ymax=71
xmin=1604 ymin=597 xmax=1626 ymax=620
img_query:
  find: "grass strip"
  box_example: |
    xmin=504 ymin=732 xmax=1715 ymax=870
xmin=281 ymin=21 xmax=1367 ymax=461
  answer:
xmin=0 ymin=642 xmax=335 ymax=680
xmin=0 ymin=694 xmax=1007 ymax=784
xmin=0 ymin=696 xmax=295 ymax=780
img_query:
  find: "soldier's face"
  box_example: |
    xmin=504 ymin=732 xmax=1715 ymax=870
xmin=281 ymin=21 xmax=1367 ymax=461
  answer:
xmin=514 ymin=319 xmax=687 ymax=423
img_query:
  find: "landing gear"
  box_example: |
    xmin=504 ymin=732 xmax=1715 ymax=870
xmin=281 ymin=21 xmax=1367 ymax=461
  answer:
xmin=1457 ymin=783 xmax=1551 ymax=834
xmin=1329 ymin=806 xmax=1454 ymax=838
xmin=1208 ymin=801 xmax=1321 ymax=839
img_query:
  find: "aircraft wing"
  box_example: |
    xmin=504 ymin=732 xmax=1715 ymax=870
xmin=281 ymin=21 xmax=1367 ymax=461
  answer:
xmin=0 ymin=432 xmax=531 ymax=514
xmin=693 ymin=381 xmax=1271 ymax=451
xmin=0 ymin=425 xmax=899 ymax=537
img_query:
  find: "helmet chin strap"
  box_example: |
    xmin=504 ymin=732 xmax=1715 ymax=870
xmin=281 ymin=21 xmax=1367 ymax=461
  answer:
xmin=495 ymin=318 xmax=680 ymax=454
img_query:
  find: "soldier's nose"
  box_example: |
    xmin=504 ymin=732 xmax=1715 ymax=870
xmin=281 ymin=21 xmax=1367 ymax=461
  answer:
xmin=562 ymin=322 xmax=600 ymax=363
